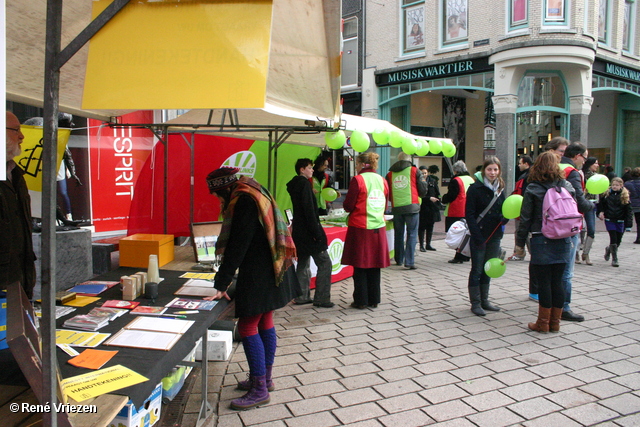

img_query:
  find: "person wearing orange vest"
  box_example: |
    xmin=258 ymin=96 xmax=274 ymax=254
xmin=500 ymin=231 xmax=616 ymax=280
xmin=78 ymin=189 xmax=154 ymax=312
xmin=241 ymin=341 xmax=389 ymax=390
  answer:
xmin=341 ymin=152 xmax=390 ymax=309
xmin=386 ymin=152 xmax=427 ymax=269
xmin=441 ymin=160 xmax=475 ymax=263
xmin=558 ymin=141 xmax=593 ymax=323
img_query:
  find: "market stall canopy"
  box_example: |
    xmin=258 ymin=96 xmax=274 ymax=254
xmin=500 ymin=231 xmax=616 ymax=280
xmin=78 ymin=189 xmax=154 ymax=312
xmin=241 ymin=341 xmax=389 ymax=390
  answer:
xmin=5 ymin=0 xmax=342 ymax=122
xmin=161 ymin=108 xmax=431 ymax=148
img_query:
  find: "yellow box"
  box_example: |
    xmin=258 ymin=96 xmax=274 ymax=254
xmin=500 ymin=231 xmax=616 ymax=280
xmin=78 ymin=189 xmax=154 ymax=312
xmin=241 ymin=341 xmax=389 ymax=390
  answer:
xmin=119 ymin=234 xmax=174 ymax=268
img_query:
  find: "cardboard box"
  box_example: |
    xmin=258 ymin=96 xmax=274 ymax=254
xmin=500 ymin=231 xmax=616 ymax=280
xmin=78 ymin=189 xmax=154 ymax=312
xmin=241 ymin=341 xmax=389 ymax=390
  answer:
xmin=119 ymin=234 xmax=174 ymax=268
xmin=109 ymin=382 xmax=162 ymax=427
xmin=195 ymin=330 xmax=233 ymax=361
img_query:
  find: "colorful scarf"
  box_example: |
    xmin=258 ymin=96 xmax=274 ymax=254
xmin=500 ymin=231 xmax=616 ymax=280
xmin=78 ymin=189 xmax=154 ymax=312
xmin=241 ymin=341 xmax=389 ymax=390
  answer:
xmin=216 ymin=176 xmax=296 ymax=285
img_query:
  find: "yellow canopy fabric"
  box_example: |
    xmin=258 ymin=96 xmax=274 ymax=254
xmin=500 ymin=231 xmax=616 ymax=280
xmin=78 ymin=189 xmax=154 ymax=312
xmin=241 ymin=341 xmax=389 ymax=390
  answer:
xmin=5 ymin=0 xmax=341 ymax=122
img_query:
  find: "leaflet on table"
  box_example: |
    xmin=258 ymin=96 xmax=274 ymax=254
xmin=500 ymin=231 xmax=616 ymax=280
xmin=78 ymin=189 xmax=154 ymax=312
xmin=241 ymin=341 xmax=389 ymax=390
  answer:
xmin=63 ymin=314 xmax=110 ymax=331
xmin=174 ymin=279 xmax=217 ymax=297
xmin=64 ymin=296 xmax=100 ymax=307
xmin=61 ymin=364 xmax=148 ymax=402
xmin=102 ymin=300 xmax=141 ymax=309
xmin=165 ymin=297 xmax=218 ymax=310
xmin=130 ymin=306 xmax=167 ymax=315
xmin=56 ymin=329 xmax=111 ymax=347
xmin=104 ymin=330 xmax=182 ymax=351
xmin=68 ymin=349 xmax=119 ymax=370
xmin=66 ymin=281 xmax=119 ymax=296
xmin=88 ymin=307 xmax=128 ymax=320
xmin=34 ymin=305 xmax=76 ymax=319
xmin=180 ymin=272 xmax=216 ymax=280
xmin=126 ymin=316 xmax=194 ymax=334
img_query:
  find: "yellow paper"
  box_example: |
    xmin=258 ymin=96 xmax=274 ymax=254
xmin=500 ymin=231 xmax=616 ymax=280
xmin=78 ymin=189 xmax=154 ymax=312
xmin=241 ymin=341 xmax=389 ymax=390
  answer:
xmin=56 ymin=330 xmax=110 ymax=347
xmin=180 ymin=272 xmax=216 ymax=280
xmin=61 ymin=365 xmax=148 ymax=402
xmin=64 ymin=296 xmax=101 ymax=307
xmin=83 ymin=0 xmax=273 ymax=109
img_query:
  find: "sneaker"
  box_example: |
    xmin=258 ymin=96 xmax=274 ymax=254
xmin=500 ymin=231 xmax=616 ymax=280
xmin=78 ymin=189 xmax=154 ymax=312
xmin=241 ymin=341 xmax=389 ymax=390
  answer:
xmin=529 ymin=293 xmax=539 ymax=301
xmin=405 ymin=265 xmax=417 ymax=270
xmin=508 ymin=255 xmax=524 ymax=261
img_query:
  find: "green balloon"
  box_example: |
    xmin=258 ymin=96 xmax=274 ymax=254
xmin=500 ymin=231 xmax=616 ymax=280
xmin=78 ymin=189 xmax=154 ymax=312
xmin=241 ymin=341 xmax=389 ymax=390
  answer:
xmin=350 ymin=130 xmax=371 ymax=153
xmin=415 ymin=139 xmax=430 ymax=156
xmin=429 ymin=139 xmax=442 ymax=154
xmin=585 ymin=174 xmax=610 ymax=195
xmin=321 ymin=187 xmax=338 ymax=202
xmin=372 ymin=127 xmax=389 ymax=145
xmin=402 ymin=137 xmax=417 ymax=155
xmin=484 ymin=258 xmax=506 ymax=278
xmin=389 ymin=130 xmax=403 ymax=148
xmin=325 ymin=130 xmax=346 ymax=150
xmin=442 ymin=140 xmax=456 ymax=158
xmin=502 ymin=194 xmax=523 ymax=219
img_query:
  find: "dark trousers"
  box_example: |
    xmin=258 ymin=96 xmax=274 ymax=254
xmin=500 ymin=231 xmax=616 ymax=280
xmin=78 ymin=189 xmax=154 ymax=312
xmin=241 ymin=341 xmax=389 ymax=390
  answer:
xmin=608 ymin=230 xmax=624 ymax=246
xmin=530 ymin=264 xmax=565 ymax=309
xmin=418 ymin=221 xmax=435 ymax=247
xmin=635 ymin=212 xmax=640 ymax=241
xmin=352 ymin=267 xmax=381 ymax=306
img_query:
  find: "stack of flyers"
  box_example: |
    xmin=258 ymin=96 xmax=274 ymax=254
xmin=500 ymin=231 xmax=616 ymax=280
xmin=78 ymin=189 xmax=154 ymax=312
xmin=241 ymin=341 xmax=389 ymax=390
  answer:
xmin=87 ymin=307 xmax=128 ymax=321
xmin=130 ymin=306 xmax=167 ymax=316
xmin=165 ymin=297 xmax=218 ymax=311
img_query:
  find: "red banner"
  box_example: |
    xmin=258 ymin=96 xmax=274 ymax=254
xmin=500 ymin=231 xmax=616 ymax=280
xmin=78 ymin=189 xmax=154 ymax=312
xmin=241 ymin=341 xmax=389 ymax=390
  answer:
xmin=88 ymin=111 xmax=155 ymax=233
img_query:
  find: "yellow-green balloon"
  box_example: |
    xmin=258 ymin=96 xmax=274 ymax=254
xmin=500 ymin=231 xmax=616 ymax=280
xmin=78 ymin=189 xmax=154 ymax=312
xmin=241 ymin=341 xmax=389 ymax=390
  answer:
xmin=502 ymin=194 xmax=523 ymax=219
xmin=325 ymin=130 xmax=346 ymax=150
xmin=442 ymin=140 xmax=456 ymax=158
xmin=484 ymin=258 xmax=506 ymax=278
xmin=389 ymin=130 xmax=403 ymax=148
xmin=415 ymin=139 xmax=430 ymax=156
xmin=372 ymin=128 xmax=389 ymax=145
xmin=429 ymin=139 xmax=442 ymax=154
xmin=402 ymin=137 xmax=417 ymax=155
xmin=321 ymin=187 xmax=338 ymax=202
xmin=350 ymin=130 xmax=370 ymax=153
xmin=585 ymin=174 xmax=610 ymax=195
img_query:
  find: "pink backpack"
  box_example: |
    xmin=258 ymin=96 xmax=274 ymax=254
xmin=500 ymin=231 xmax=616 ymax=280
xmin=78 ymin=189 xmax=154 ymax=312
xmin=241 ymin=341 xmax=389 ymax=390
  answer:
xmin=541 ymin=184 xmax=582 ymax=239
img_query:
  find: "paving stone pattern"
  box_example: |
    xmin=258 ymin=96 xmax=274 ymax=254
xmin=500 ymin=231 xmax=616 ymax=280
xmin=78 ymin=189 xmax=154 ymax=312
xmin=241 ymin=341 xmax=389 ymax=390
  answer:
xmin=182 ymin=231 xmax=640 ymax=426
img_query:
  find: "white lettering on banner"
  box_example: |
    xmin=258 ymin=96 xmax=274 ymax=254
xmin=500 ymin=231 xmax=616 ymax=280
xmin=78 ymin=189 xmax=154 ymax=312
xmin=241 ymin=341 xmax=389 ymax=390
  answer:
xmin=113 ymin=127 xmax=135 ymax=199
xmin=222 ymin=151 xmax=257 ymax=178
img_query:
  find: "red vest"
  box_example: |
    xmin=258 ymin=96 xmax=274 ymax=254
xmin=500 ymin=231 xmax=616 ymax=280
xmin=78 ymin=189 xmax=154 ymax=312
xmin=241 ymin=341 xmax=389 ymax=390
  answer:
xmin=447 ymin=175 xmax=474 ymax=217
xmin=347 ymin=172 xmax=388 ymax=229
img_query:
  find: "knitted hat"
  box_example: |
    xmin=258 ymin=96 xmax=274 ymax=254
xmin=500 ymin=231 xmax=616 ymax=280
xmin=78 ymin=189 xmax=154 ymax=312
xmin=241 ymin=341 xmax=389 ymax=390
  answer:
xmin=206 ymin=167 xmax=240 ymax=193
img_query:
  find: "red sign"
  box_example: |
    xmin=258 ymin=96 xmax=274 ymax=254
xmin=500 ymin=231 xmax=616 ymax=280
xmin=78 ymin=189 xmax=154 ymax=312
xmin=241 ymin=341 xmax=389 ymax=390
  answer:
xmin=88 ymin=111 xmax=154 ymax=233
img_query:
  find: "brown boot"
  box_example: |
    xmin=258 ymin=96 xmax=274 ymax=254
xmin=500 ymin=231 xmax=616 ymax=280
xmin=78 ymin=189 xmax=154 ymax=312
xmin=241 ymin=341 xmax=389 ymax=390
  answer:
xmin=528 ymin=306 xmax=551 ymax=333
xmin=549 ymin=307 xmax=563 ymax=332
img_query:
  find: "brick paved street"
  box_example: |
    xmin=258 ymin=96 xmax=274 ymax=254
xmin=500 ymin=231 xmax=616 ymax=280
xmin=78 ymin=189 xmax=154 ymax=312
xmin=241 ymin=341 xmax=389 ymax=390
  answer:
xmin=184 ymin=231 xmax=640 ymax=426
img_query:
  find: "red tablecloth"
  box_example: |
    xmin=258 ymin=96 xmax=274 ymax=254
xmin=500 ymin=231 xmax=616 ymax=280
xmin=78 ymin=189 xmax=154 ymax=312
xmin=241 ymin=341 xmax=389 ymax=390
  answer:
xmin=310 ymin=226 xmax=353 ymax=288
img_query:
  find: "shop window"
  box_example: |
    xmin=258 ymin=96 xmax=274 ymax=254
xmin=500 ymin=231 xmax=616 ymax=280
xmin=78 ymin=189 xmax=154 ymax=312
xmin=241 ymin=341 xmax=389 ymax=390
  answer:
xmin=623 ymin=0 xmax=636 ymax=54
xmin=342 ymin=17 xmax=358 ymax=88
xmin=402 ymin=1 xmax=425 ymax=55
xmin=517 ymin=74 xmax=566 ymax=109
xmin=508 ymin=0 xmax=528 ymax=31
xmin=442 ymin=0 xmax=468 ymax=47
xmin=543 ymin=0 xmax=568 ymax=26
xmin=599 ymin=0 xmax=611 ymax=44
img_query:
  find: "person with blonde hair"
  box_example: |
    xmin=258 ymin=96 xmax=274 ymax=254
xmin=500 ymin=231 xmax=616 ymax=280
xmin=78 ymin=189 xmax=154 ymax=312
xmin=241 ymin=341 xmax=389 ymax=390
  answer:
xmin=598 ymin=177 xmax=633 ymax=267
xmin=465 ymin=156 xmax=507 ymax=316
xmin=342 ymin=152 xmax=390 ymax=309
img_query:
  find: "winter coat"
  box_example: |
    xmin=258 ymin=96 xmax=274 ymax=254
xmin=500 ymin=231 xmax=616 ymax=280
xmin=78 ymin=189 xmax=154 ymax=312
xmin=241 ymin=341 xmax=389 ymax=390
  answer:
xmin=214 ymin=194 xmax=299 ymax=318
xmin=560 ymin=157 xmax=593 ymax=215
xmin=286 ymin=175 xmax=328 ymax=257
xmin=419 ymin=175 xmax=441 ymax=224
xmin=465 ymin=180 xmax=506 ymax=245
xmin=597 ymin=190 xmax=633 ymax=228
xmin=624 ymin=177 xmax=640 ymax=213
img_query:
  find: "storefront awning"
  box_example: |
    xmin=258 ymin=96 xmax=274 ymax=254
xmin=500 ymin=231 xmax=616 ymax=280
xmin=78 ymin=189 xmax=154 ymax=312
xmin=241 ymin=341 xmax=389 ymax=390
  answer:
xmin=5 ymin=0 xmax=342 ymax=122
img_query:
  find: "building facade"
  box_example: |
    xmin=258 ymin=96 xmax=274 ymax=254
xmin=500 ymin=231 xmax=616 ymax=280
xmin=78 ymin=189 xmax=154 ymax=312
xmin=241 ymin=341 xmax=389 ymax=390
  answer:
xmin=345 ymin=0 xmax=640 ymax=190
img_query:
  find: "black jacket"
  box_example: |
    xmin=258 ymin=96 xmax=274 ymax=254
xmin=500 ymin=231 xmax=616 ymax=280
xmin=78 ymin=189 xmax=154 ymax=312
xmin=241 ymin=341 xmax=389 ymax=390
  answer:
xmin=441 ymin=172 xmax=470 ymax=205
xmin=560 ymin=157 xmax=593 ymax=214
xmin=214 ymin=194 xmax=299 ymax=317
xmin=516 ymin=179 xmax=578 ymax=247
xmin=597 ymin=190 xmax=633 ymax=228
xmin=465 ymin=180 xmax=506 ymax=245
xmin=624 ymin=177 xmax=640 ymax=212
xmin=286 ymin=175 xmax=328 ymax=257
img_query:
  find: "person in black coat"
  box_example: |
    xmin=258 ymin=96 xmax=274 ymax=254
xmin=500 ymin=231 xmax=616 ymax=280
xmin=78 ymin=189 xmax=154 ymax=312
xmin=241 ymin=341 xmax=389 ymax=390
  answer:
xmin=286 ymin=158 xmax=333 ymax=307
xmin=624 ymin=167 xmax=640 ymax=244
xmin=418 ymin=165 xmax=441 ymax=251
xmin=465 ymin=156 xmax=507 ymax=316
xmin=205 ymin=167 xmax=298 ymax=411
xmin=598 ymin=177 xmax=633 ymax=267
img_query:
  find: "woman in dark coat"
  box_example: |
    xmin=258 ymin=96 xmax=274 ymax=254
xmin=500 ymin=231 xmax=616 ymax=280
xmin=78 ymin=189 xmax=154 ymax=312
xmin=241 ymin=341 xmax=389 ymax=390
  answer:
xmin=418 ymin=165 xmax=441 ymax=251
xmin=205 ymin=167 xmax=298 ymax=411
xmin=624 ymin=167 xmax=640 ymax=244
xmin=465 ymin=156 xmax=506 ymax=316
xmin=341 ymin=151 xmax=390 ymax=309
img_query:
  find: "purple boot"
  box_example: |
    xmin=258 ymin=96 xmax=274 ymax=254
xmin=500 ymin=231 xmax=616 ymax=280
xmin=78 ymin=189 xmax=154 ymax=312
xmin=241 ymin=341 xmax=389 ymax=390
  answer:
xmin=237 ymin=365 xmax=274 ymax=391
xmin=230 ymin=375 xmax=271 ymax=410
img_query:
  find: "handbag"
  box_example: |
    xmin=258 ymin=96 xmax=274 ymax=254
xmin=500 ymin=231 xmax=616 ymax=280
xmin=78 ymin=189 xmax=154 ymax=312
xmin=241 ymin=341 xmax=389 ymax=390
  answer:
xmin=445 ymin=190 xmax=501 ymax=256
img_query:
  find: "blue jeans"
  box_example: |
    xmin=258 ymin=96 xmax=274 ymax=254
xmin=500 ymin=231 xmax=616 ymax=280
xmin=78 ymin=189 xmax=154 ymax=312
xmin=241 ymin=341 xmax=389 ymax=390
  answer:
xmin=393 ymin=212 xmax=419 ymax=267
xmin=584 ymin=205 xmax=596 ymax=238
xmin=468 ymin=236 xmax=502 ymax=288
xmin=562 ymin=234 xmax=579 ymax=311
